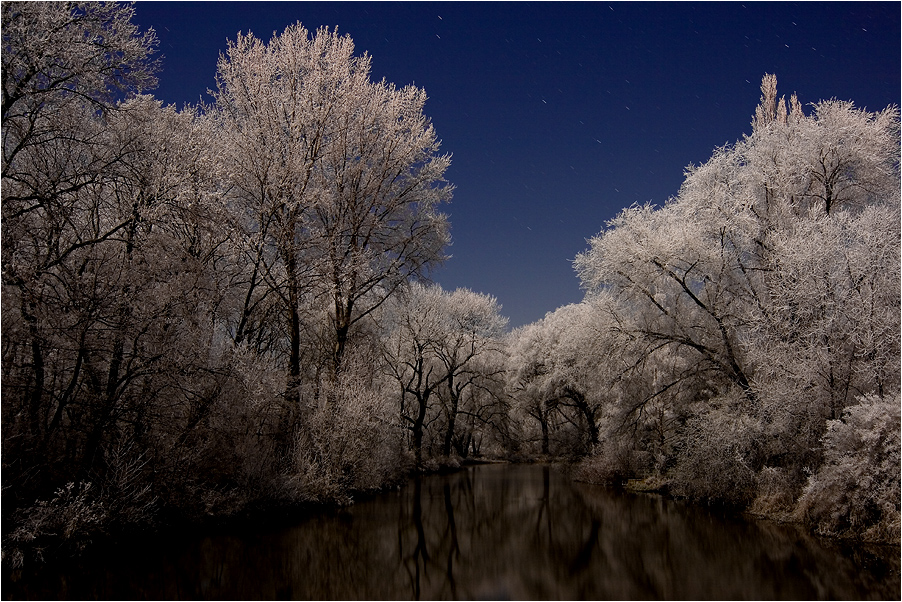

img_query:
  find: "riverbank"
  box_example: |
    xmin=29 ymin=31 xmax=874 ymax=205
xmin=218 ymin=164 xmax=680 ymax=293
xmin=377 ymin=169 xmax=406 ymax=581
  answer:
xmin=577 ymin=468 xmax=901 ymax=548
xmin=5 ymin=463 xmax=898 ymax=600
xmin=1 ymin=453 xmax=494 ymax=575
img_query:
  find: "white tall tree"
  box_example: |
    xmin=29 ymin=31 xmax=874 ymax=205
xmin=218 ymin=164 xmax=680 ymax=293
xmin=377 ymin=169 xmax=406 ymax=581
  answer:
xmin=211 ymin=23 xmax=451 ymax=407
xmin=210 ymin=24 xmax=371 ymax=405
xmin=310 ymin=76 xmax=452 ymax=374
xmin=575 ymin=75 xmax=900 ymax=414
xmin=573 ymin=74 xmax=899 ymax=502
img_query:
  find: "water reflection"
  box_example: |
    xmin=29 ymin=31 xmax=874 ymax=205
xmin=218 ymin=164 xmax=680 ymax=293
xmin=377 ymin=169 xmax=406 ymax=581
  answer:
xmin=5 ymin=464 xmax=899 ymax=600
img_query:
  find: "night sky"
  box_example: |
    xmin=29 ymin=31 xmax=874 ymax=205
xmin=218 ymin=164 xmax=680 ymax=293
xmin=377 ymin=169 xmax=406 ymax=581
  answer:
xmin=133 ymin=2 xmax=900 ymax=328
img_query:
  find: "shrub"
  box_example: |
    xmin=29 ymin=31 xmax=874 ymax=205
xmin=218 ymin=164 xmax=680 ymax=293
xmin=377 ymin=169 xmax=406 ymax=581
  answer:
xmin=4 ymin=482 xmax=105 ymax=569
xmin=573 ymin=434 xmax=650 ymax=485
xmin=794 ymin=393 xmax=900 ymax=543
xmin=289 ymin=369 xmax=407 ymax=504
xmin=749 ymin=466 xmax=804 ymax=519
xmin=668 ymin=396 xmax=763 ymax=507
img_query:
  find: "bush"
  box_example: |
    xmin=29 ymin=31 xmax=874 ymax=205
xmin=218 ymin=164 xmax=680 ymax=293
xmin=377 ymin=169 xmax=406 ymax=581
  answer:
xmin=3 ymin=439 xmax=160 ymax=570
xmin=749 ymin=466 xmax=804 ymax=519
xmin=794 ymin=393 xmax=900 ymax=544
xmin=573 ymin=434 xmax=650 ymax=485
xmin=4 ymin=482 xmax=105 ymax=569
xmin=289 ymin=368 xmax=407 ymax=504
xmin=668 ymin=397 xmax=763 ymax=507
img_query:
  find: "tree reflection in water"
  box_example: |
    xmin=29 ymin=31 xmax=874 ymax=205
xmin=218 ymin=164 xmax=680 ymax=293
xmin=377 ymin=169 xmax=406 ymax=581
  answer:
xmin=6 ymin=464 xmax=899 ymax=600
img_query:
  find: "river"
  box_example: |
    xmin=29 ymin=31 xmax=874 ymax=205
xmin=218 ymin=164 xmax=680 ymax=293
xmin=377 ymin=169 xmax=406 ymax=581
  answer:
xmin=5 ymin=463 xmax=899 ymax=600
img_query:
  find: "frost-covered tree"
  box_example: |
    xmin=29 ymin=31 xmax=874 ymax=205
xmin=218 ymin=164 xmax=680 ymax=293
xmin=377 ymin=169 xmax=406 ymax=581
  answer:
xmin=576 ymin=74 xmax=899 ymax=411
xmin=2 ymin=7 xmax=460 ymax=563
xmin=2 ymin=2 xmax=165 ymax=487
xmin=211 ymin=23 xmax=451 ymax=403
xmin=210 ymin=24 xmax=370 ymax=405
xmin=2 ymin=91 xmax=237 ymax=559
xmin=507 ymin=296 xmax=631 ymax=456
xmin=382 ymin=284 xmax=448 ymax=467
xmin=383 ymin=283 xmax=507 ymax=467
xmin=1 ymin=6 xmax=293 ymax=559
xmin=572 ymin=75 xmax=899 ymax=513
xmin=309 ymin=75 xmax=452 ymax=374
xmin=506 ymin=322 xmax=553 ymax=455
xmin=446 ymin=346 xmax=512 ymax=458
xmin=2 ymin=1 xmax=158 ymax=171
xmin=432 ymin=287 xmax=508 ymax=457
xmin=574 ymin=198 xmax=758 ymax=400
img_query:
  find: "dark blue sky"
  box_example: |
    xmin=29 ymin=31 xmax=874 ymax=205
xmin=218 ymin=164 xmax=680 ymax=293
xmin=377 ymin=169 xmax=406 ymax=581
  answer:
xmin=134 ymin=2 xmax=900 ymax=328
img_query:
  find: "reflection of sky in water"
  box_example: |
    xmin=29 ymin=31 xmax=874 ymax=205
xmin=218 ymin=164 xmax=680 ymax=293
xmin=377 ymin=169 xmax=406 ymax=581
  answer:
xmin=8 ymin=464 xmax=899 ymax=599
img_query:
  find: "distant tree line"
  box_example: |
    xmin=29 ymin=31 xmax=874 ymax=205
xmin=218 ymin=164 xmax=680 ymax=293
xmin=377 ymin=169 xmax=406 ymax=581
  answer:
xmin=2 ymin=2 xmax=898 ymax=569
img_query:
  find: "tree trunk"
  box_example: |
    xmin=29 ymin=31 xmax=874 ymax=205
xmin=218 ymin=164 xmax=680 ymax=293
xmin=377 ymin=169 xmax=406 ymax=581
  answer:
xmin=564 ymin=387 xmax=599 ymax=450
xmin=284 ymin=245 xmax=301 ymax=409
xmin=412 ymin=390 xmax=429 ymax=469
xmin=540 ymin=411 xmax=550 ymax=455
xmin=442 ymin=377 xmax=460 ymax=457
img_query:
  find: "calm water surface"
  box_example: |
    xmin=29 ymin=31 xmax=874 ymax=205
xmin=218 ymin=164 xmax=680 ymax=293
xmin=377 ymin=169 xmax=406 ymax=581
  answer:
xmin=5 ymin=463 xmax=899 ymax=600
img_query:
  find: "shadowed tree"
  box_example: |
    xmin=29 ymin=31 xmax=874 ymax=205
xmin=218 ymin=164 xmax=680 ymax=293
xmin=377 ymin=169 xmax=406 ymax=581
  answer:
xmin=383 ymin=283 xmax=507 ymax=467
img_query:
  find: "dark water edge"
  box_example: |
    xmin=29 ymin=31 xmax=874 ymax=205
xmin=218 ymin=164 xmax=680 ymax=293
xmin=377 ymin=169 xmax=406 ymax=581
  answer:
xmin=4 ymin=463 xmax=899 ymax=600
